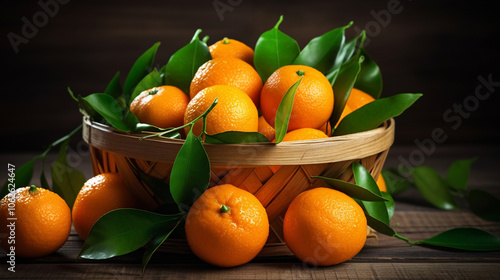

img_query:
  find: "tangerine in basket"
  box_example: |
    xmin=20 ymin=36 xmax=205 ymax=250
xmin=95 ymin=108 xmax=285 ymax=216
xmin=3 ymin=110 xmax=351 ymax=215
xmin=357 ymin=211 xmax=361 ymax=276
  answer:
xmin=0 ymin=185 xmax=71 ymax=258
xmin=208 ymin=37 xmax=254 ymax=65
xmin=346 ymin=88 xmax=375 ymax=110
xmin=189 ymin=57 xmax=262 ymax=107
xmin=72 ymin=173 xmax=138 ymax=240
xmin=260 ymin=65 xmax=334 ymax=131
xmin=185 ymin=184 xmax=269 ymax=267
xmin=184 ymin=85 xmax=258 ymax=136
xmin=283 ymin=187 xmax=367 ymax=266
xmin=129 ymin=85 xmax=189 ymax=129
xmin=281 ymin=128 xmax=329 ymax=142
xmin=258 ymin=116 xmax=275 ymax=141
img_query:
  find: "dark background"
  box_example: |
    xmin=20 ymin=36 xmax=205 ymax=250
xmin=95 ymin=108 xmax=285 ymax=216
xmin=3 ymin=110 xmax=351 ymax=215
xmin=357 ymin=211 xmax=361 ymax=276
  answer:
xmin=1 ymin=0 xmax=499 ymax=152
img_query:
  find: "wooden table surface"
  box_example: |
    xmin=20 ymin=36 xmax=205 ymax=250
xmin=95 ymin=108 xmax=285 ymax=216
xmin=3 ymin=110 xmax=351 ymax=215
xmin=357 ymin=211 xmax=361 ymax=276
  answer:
xmin=1 ymin=144 xmax=500 ymax=279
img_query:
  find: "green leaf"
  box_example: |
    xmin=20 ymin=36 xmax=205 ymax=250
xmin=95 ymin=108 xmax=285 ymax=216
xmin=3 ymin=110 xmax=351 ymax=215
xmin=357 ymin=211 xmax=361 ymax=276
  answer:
xmin=365 ymin=213 xmax=396 ymax=237
xmin=82 ymin=93 xmax=130 ymax=131
xmin=68 ymin=87 xmax=101 ymax=121
xmin=334 ymin=93 xmax=422 ymax=136
xmin=104 ymin=71 xmax=123 ymax=98
xmin=352 ymin=162 xmax=390 ymax=225
xmin=274 ymin=76 xmax=303 ymax=144
xmin=204 ymin=131 xmax=270 ymax=144
xmin=50 ymin=139 xmax=86 ymax=208
xmin=330 ymin=32 xmax=363 ymax=74
xmin=381 ymin=191 xmax=395 ymax=221
xmin=411 ymin=166 xmax=458 ymax=210
xmin=329 ymin=55 xmax=364 ymax=127
xmin=467 ymin=189 xmax=500 ymax=222
xmin=412 ymin=228 xmax=500 ymax=251
xmin=169 ymin=129 xmax=211 ymax=212
xmin=123 ymin=111 xmax=140 ymax=132
xmin=254 ymin=15 xmax=300 ymax=82
xmin=1 ymin=159 xmax=36 ymax=199
xmin=164 ymin=29 xmax=211 ymax=95
xmin=141 ymin=220 xmax=181 ymax=274
xmin=382 ymin=168 xmax=414 ymax=196
xmin=129 ymin=68 xmax=164 ymax=104
xmin=354 ymin=48 xmax=383 ymax=99
xmin=446 ymin=158 xmax=477 ymax=191
xmin=123 ymin=42 xmax=161 ymax=104
xmin=79 ymin=209 xmax=182 ymax=259
xmin=312 ymin=176 xmax=388 ymax=202
xmin=293 ymin=22 xmax=352 ymax=74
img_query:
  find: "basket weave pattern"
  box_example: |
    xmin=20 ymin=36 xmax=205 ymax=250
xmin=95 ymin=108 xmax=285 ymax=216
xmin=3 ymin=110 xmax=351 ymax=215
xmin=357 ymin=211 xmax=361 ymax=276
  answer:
xmin=83 ymin=117 xmax=395 ymax=256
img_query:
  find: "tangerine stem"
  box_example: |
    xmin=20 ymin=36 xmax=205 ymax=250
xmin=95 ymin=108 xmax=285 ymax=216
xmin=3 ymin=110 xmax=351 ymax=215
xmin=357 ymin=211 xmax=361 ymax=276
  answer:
xmin=29 ymin=185 xmax=38 ymax=193
xmin=296 ymin=70 xmax=305 ymax=76
xmin=223 ymin=37 xmax=230 ymax=44
xmin=220 ymin=205 xmax=230 ymax=213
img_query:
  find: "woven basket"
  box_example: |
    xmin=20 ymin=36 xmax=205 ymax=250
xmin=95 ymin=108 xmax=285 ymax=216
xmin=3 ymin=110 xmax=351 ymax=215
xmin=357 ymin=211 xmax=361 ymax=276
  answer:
xmin=82 ymin=116 xmax=395 ymax=257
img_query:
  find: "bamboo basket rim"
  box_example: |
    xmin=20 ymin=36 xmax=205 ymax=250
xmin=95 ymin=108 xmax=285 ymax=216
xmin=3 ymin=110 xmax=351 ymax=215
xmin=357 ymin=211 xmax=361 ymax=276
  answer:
xmin=82 ymin=116 xmax=395 ymax=166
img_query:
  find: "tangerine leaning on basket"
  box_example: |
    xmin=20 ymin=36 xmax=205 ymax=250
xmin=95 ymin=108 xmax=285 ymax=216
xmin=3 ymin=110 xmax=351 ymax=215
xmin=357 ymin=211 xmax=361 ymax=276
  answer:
xmin=283 ymin=187 xmax=367 ymax=266
xmin=184 ymin=85 xmax=258 ymax=136
xmin=208 ymin=37 xmax=254 ymax=65
xmin=72 ymin=173 xmax=138 ymax=240
xmin=129 ymin=85 xmax=189 ymax=129
xmin=260 ymin=65 xmax=334 ymax=131
xmin=0 ymin=185 xmax=71 ymax=258
xmin=185 ymin=184 xmax=269 ymax=267
xmin=189 ymin=57 xmax=263 ymax=107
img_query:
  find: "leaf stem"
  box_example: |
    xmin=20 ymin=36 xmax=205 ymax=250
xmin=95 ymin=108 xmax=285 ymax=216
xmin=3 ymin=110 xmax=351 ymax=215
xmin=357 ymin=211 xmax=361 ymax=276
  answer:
xmin=274 ymin=15 xmax=284 ymax=29
xmin=394 ymin=233 xmax=411 ymax=244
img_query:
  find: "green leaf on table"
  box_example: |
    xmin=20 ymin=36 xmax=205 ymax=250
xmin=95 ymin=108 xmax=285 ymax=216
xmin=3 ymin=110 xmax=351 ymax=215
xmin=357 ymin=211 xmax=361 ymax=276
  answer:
xmin=274 ymin=76 xmax=303 ymax=144
xmin=141 ymin=220 xmax=181 ymax=274
xmin=204 ymin=131 xmax=270 ymax=144
xmin=354 ymin=48 xmax=383 ymax=99
xmin=334 ymin=93 xmax=422 ymax=136
xmin=104 ymin=71 xmax=123 ymax=98
xmin=446 ymin=158 xmax=477 ymax=191
xmin=467 ymin=189 xmax=500 ymax=222
xmin=412 ymin=228 xmax=500 ymax=251
xmin=293 ymin=22 xmax=352 ymax=74
xmin=164 ymin=29 xmax=211 ymax=95
xmin=352 ymin=162 xmax=390 ymax=225
xmin=312 ymin=176 xmax=388 ymax=202
xmin=50 ymin=138 xmax=86 ymax=208
xmin=365 ymin=212 xmax=397 ymax=237
xmin=82 ymin=93 xmax=130 ymax=131
xmin=1 ymin=158 xmax=36 ymax=199
xmin=129 ymin=68 xmax=164 ymax=104
xmin=382 ymin=191 xmax=395 ymax=221
xmin=79 ymin=209 xmax=182 ymax=259
xmin=123 ymin=42 xmax=161 ymax=103
xmin=411 ymin=166 xmax=458 ymax=210
xmin=382 ymin=168 xmax=414 ymax=196
xmin=329 ymin=55 xmax=364 ymax=128
xmin=169 ymin=129 xmax=210 ymax=213
xmin=254 ymin=15 xmax=300 ymax=82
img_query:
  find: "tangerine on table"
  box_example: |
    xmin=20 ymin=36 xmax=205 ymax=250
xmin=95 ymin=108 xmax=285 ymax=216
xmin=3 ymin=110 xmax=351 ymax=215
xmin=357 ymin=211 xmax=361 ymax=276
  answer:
xmin=283 ymin=187 xmax=367 ymax=266
xmin=208 ymin=37 xmax=254 ymax=65
xmin=185 ymin=184 xmax=269 ymax=267
xmin=346 ymin=88 xmax=376 ymax=110
xmin=184 ymin=85 xmax=258 ymax=136
xmin=377 ymin=173 xmax=388 ymax=192
xmin=0 ymin=185 xmax=71 ymax=258
xmin=260 ymin=65 xmax=334 ymax=131
xmin=189 ymin=57 xmax=263 ymax=108
xmin=72 ymin=173 xmax=138 ymax=240
xmin=129 ymin=85 xmax=189 ymax=129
